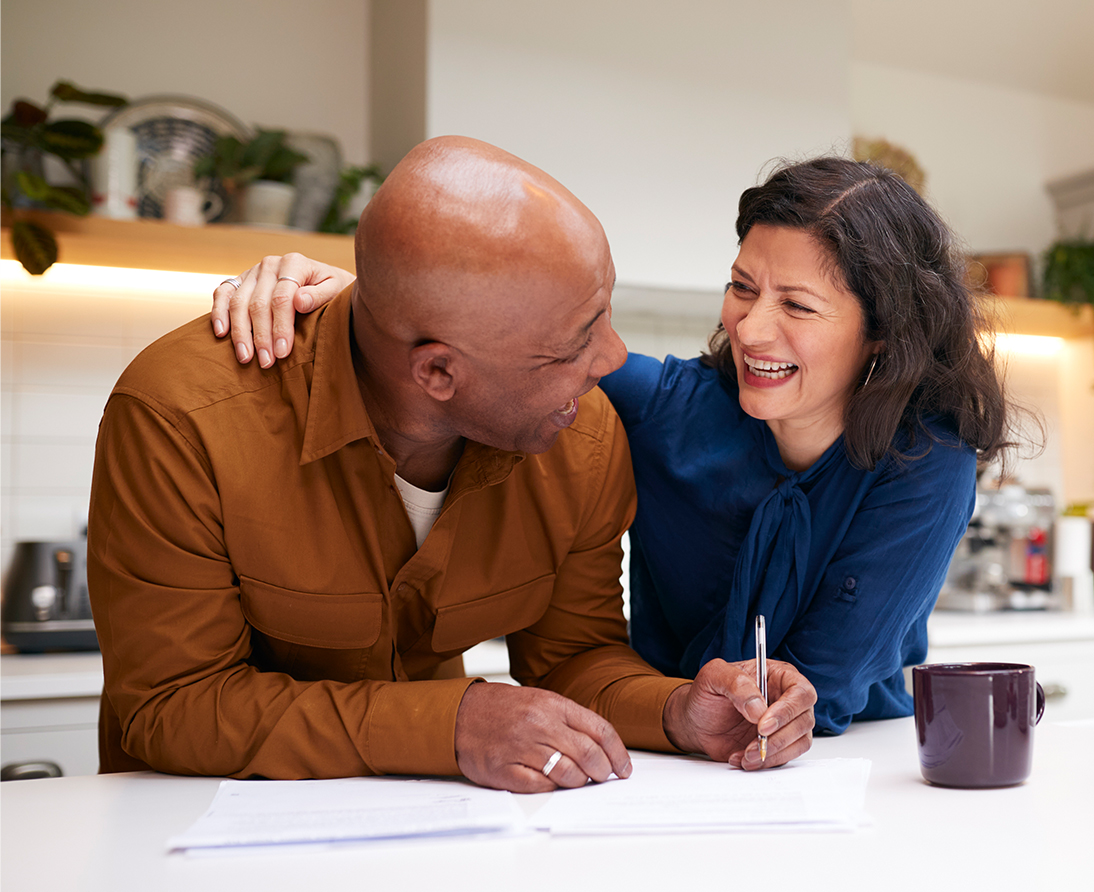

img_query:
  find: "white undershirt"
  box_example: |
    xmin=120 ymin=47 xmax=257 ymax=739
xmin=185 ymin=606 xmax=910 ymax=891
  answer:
xmin=393 ymin=473 xmax=449 ymax=549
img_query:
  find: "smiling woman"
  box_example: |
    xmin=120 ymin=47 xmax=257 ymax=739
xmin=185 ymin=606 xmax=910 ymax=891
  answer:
xmin=605 ymin=157 xmax=1019 ymax=733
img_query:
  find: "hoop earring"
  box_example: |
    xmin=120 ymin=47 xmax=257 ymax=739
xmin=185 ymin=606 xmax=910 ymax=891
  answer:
xmin=862 ymin=354 xmax=879 ymax=390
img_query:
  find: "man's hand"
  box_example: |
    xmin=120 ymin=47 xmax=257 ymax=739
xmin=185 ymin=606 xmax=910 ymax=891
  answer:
xmin=455 ymin=682 xmax=633 ymax=793
xmin=210 ymin=253 xmax=353 ymax=367
xmin=663 ymin=658 xmax=816 ymax=770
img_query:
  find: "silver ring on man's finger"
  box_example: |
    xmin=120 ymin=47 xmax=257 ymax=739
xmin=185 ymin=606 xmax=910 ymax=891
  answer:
xmin=542 ymin=750 xmax=563 ymax=777
xmin=277 ymin=276 xmax=302 ymax=286
xmin=221 ymin=276 xmax=244 ymax=289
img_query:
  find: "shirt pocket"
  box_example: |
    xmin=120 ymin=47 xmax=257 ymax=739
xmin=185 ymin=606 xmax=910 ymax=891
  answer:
xmin=239 ymin=576 xmax=384 ymax=649
xmin=431 ymin=573 xmax=556 ymax=653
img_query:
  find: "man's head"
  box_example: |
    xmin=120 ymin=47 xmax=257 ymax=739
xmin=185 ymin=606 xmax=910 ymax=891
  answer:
xmin=351 ymin=136 xmax=626 ymax=454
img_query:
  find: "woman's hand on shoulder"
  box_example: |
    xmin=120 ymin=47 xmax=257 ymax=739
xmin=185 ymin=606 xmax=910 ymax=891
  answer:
xmin=211 ymin=254 xmax=354 ymax=367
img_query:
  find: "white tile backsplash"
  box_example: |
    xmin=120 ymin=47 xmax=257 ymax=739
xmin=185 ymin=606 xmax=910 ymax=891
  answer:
xmin=13 ymin=340 xmax=129 ymax=390
xmin=10 ymin=492 xmax=91 ymax=542
xmin=13 ymin=288 xmax=130 ymax=341
xmin=13 ymin=439 xmax=98 ymax=493
xmin=13 ymin=391 xmax=109 ymax=441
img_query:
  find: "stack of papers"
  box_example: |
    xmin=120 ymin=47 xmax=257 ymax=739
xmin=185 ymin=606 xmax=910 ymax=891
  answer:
xmin=168 ymin=777 xmax=525 ymax=853
xmin=168 ymin=757 xmax=871 ymax=854
xmin=531 ymin=758 xmax=871 ymax=834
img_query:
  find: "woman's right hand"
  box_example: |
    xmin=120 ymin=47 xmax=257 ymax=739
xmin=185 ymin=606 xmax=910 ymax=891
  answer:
xmin=211 ymin=254 xmax=354 ymax=367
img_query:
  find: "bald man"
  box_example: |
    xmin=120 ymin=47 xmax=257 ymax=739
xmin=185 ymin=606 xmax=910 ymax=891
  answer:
xmin=88 ymin=136 xmax=815 ymax=791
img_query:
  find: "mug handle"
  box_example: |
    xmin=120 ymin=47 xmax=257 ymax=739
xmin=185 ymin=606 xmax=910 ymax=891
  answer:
xmin=1035 ymin=681 xmax=1045 ymax=724
xmin=202 ymin=192 xmax=224 ymax=222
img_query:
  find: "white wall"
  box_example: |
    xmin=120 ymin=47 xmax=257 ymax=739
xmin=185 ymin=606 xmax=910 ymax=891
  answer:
xmin=426 ymin=0 xmax=853 ymax=292
xmin=0 ymin=0 xmax=371 ymax=165
xmin=851 ymin=61 xmax=1094 ymax=259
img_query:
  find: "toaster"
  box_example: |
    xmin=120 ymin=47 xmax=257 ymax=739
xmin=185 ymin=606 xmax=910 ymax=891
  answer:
xmin=1 ymin=540 xmax=99 ymax=652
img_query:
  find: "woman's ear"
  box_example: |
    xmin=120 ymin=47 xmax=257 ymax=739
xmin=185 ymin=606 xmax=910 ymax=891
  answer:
xmin=409 ymin=342 xmax=457 ymax=402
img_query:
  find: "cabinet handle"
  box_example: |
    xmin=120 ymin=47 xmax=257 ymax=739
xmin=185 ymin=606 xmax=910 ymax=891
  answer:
xmin=1042 ymin=683 xmax=1068 ymax=700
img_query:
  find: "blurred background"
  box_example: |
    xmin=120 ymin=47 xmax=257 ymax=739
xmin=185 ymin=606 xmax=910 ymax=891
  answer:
xmin=2 ymin=0 xmax=1094 ymax=777
xmin=2 ymin=0 xmax=1092 ymax=603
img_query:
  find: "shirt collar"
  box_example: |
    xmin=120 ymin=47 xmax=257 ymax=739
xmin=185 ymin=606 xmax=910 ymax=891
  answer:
xmin=299 ymin=285 xmax=380 ymax=464
xmin=299 ymin=286 xmax=526 ymax=488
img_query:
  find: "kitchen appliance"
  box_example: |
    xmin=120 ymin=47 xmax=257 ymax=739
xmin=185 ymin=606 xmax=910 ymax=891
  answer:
xmin=1 ymin=540 xmax=99 ymax=652
xmin=938 ymin=484 xmax=1057 ymax=612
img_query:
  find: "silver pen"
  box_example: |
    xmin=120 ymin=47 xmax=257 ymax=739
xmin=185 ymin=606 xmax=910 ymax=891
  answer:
xmin=755 ymin=614 xmax=768 ymax=763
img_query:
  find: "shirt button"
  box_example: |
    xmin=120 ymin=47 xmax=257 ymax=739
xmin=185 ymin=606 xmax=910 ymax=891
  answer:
xmin=843 ymin=576 xmax=857 ymax=591
xmin=397 ymin=583 xmax=408 ymax=593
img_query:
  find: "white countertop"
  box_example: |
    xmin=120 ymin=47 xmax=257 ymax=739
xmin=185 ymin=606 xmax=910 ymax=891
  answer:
xmin=926 ymin=609 xmax=1094 ymax=647
xmin=5 ymin=612 xmax=1092 ymax=701
xmin=2 ymin=715 xmax=1089 ymax=892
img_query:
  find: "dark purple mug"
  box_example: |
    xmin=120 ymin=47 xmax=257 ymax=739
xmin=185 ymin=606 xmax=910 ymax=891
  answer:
xmin=912 ymin=662 xmax=1045 ymax=788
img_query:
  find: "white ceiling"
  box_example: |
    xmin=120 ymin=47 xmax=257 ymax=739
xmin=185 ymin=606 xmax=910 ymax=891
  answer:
xmin=851 ymin=0 xmax=1094 ymax=105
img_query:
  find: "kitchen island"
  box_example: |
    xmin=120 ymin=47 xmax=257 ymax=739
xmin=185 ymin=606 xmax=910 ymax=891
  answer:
xmin=2 ymin=715 xmax=1089 ymax=892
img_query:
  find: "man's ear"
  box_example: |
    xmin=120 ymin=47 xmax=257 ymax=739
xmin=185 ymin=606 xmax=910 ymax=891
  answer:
xmin=409 ymin=342 xmax=458 ymax=402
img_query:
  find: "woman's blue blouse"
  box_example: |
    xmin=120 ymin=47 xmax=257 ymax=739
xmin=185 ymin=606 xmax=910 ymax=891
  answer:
xmin=600 ymin=353 xmax=976 ymax=734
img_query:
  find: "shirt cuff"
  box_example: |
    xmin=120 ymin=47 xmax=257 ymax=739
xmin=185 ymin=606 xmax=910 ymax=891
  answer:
xmin=364 ymin=676 xmax=482 ymax=776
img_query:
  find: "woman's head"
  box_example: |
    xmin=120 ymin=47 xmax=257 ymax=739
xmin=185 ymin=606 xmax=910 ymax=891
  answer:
xmin=708 ymin=156 xmax=1010 ymax=469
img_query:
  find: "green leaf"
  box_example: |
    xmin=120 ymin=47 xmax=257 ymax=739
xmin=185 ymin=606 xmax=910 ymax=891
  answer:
xmin=1 ymin=120 xmax=36 ymax=146
xmin=40 ymin=119 xmax=103 ymax=160
xmin=261 ymin=144 xmax=310 ymax=183
xmin=42 ymin=185 xmax=91 ymax=216
xmin=11 ymin=219 xmax=58 ymax=275
xmin=49 ymin=81 xmax=128 ymax=108
xmin=14 ymin=170 xmax=52 ymax=201
xmin=8 ymin=100 xmax=48 ymax=127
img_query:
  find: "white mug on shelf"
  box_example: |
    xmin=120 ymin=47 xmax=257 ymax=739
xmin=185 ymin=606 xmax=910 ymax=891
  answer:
xmin=163 ymin=186 xmax=222 ymax=227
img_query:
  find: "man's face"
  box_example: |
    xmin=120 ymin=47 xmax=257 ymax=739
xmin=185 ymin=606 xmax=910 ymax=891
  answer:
xmin=448 ymin=256 xmax=627 ymax=454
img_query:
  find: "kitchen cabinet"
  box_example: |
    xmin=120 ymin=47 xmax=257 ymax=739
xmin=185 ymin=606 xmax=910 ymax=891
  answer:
xmin=3 ymin=212 xmax=1092 ymax=340
xmin=1 ymin=652 xmax=103 ymax=777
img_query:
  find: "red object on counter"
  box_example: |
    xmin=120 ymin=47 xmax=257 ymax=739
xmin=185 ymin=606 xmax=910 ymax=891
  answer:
xmin=1025 ymin=527 xmax=1049 ymax=585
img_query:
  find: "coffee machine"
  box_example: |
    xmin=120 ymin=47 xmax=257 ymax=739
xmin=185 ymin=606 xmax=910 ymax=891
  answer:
xmin=1 ymin=539 xmax=99 ymax=651
xmin=938 ymin=484 xmax=1057 ymax=612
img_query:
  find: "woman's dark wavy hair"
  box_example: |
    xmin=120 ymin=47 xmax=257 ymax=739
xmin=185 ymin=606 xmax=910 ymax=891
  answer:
xmin=705 ymin=156 xmax=1019 ymax=471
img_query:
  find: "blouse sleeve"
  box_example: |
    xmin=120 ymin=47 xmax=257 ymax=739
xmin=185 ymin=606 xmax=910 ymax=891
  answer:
xmin=778 ymin=438 xmax=977 ymax=733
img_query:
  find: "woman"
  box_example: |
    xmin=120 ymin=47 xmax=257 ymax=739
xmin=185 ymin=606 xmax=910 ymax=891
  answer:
xmin=212 ymin=157 xmax=1015 ymax=733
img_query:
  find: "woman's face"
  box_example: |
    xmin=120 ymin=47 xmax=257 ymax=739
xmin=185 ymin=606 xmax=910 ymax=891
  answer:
xmin=721 ymin=224 xmax=882 ymax=464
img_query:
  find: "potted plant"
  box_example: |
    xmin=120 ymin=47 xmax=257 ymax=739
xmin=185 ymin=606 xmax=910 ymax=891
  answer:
xmin=1041 ymin=238 xmax=1094 ymax=310
xmin=193 ymin=128 xmax=309 ymax=227
xmin=318 ymin=163 xmax=385 ymax=234
xmin=1 ymin=80 xmax=127 ymax=274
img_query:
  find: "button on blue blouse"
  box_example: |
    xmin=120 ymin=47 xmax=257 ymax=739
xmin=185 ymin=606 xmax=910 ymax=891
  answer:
xmin=600 ymin=353 xmax=976 ymax=734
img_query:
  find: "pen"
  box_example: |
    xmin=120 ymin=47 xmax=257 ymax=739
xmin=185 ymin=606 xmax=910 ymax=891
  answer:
xmin=755 ymin=614 xmax=767 ymax=763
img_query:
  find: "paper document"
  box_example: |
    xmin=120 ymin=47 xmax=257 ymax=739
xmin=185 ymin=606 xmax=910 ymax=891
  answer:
xmin=168 ymin=776 xmax=525 ymax=852
xmin=169 ymin=757 xmax=870 ymax=852
xmin=531 ymin=757 xmax=871 ymax=834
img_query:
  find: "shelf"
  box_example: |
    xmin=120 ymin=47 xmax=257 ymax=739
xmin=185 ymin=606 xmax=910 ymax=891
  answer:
xmin=1 ymin=210 xmax=355 ymax=276
xmin=988 ymin=295 xmax=1093 ymax=340
xmin=2 ymin=212 xmax=1092 ymax=340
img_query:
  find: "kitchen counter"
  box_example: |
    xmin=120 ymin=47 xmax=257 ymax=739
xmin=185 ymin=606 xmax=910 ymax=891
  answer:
xmin=2 ymin=715 xmax=1089 ymax=892
xmin=926 ymin=609 xmax=1094 ymax=647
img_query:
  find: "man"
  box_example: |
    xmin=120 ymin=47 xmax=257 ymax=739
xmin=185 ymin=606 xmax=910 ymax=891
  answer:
xmin=88 ymin=136 xmax=815 ymax=792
